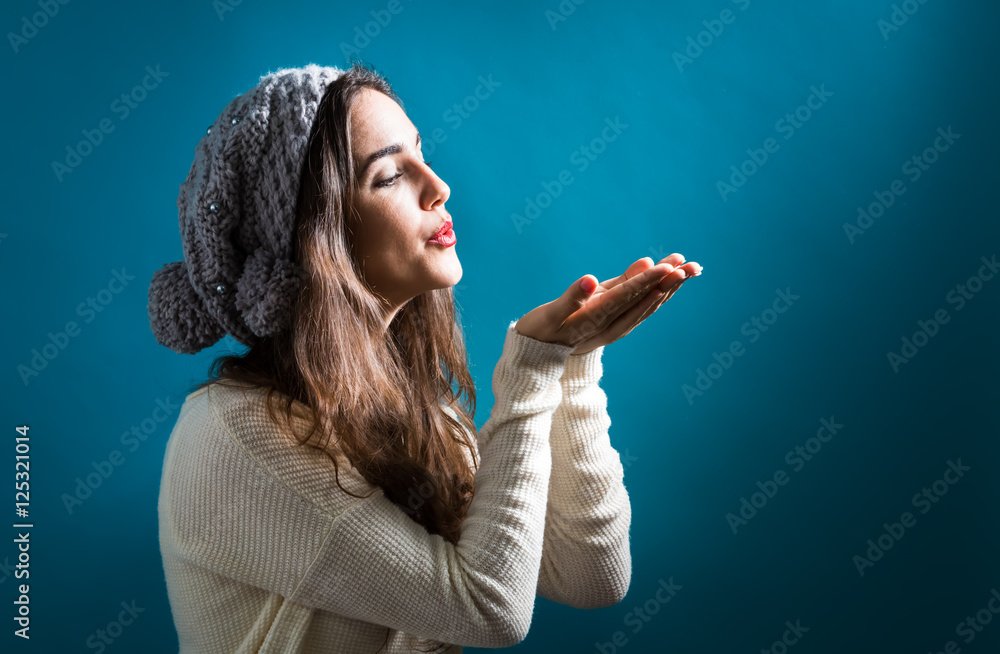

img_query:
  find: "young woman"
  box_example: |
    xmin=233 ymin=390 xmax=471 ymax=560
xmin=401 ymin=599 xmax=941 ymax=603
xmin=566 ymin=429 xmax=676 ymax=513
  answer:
xmin=148 ymin=62 xmax=702 ymax=653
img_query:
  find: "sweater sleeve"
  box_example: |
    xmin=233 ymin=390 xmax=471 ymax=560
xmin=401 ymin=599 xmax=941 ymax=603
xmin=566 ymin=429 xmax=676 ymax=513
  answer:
xmin=535 ymin=344 xmax=633 ymax=609
xmin=163 ymin=321 xmax=574 ymax=649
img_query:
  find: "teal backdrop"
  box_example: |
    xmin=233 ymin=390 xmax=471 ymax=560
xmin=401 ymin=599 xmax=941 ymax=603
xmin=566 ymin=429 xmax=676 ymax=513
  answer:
xmin=2 ymin=0 xmax=998 ymax=651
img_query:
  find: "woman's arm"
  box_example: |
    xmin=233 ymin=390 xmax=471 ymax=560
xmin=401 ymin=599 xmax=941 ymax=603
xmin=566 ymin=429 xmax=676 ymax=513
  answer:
xmin=535 ymin=344 xmax=633 ymax=609
xmin=159 ymin=322 xmax=573 ymax=649
xmin=529 ymin=255 xmax=700 ymax=608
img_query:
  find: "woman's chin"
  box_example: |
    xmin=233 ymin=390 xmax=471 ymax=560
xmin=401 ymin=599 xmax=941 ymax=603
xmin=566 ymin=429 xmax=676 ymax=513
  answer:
xmin=440 ymin=257 xmax=463 ymax=288
xmin=417 ymin=252 xmax=462 ymax=292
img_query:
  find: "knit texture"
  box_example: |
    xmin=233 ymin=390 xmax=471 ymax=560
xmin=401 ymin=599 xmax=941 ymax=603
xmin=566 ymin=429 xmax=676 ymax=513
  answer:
xmin=148 ymin=64 xmax=343 ymax=355
xmin=158 ymin=321 xmax=632 ymax=652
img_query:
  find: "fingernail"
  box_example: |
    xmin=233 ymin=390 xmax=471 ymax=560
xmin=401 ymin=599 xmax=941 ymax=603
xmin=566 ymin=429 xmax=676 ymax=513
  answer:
xmin=677 ymin=269 xmax=688 ymax=279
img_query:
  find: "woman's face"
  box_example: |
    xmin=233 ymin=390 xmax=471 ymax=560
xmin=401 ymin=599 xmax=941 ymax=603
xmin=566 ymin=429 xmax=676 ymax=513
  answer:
xmin=349 ymin=88 xmax=461 ymax=320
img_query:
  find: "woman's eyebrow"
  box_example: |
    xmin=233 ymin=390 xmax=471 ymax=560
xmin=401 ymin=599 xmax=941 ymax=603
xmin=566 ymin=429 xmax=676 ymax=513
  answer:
xmin=359 ymin=131 xmax=421 ymax=178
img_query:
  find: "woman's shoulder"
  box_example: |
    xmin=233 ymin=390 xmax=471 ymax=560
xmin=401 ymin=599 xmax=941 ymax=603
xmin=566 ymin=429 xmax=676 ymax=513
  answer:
xmin=191 ymin=380 xmax=375 ymax=511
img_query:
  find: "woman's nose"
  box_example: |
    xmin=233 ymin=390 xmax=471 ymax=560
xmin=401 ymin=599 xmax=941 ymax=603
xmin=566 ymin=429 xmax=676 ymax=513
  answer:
xmin=422 ymin=166 xmax=450 ymax=208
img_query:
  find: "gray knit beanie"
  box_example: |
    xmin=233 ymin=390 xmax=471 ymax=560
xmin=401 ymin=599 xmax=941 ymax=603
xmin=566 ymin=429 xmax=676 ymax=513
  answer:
xmin=147 ymin=63 xmax=344 ymax=355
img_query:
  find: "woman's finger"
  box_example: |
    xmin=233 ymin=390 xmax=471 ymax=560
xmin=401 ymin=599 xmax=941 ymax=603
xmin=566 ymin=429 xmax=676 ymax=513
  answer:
xmin=683 ymin=261 xmax=703 ymax=276
xmin=594 ymin=257 xmax=654 ymax=292
xmin=603 ymin=286 xmax=665 ymax=342
xmin=653 ymin=267 xmax=688 ymax=293
xmin=659 ymin=265 xmax=699 ymax=302
xmin=656 ymin=262 xmax=701 ymax=292
xmin=601 ymin=253 xmax=686 ymax=291
xmin=633 ymin=277 xmax=681 ymax=328
xmin=628 ymin=261 xmax=702 ymax=331
xmin=625 ymin=274 xmax=685 ymax=336
xmin=593 ymin=264 xmax=672 ymax=321
xmin=566 ymin=263 xmax=671 ymax=339
xmin=659 ymin=252 xmax=688 ymax=269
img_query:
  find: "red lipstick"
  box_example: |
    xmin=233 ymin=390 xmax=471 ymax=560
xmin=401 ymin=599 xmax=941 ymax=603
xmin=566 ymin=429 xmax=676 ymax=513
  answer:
xmin=427 ymin=220 xmax=456 ymax=247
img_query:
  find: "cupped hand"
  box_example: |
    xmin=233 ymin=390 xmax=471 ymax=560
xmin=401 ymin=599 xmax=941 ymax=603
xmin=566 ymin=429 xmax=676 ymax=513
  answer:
xmin=514 ymin=253 xmax=702 ymax=354
xmin=566 ymin=253 xmax=702 ymax=355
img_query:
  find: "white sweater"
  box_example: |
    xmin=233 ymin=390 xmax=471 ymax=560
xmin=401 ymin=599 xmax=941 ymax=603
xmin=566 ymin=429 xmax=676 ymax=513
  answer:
xmin=158 ymin=320 xmax=632 ymax=653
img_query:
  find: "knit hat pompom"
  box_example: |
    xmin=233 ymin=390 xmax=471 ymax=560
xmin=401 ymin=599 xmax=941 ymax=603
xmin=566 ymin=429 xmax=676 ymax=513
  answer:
xmin=148 ymin=261 xmax=226 ymax=354
xmin=236 ymin=249 xmax=306 ymax=337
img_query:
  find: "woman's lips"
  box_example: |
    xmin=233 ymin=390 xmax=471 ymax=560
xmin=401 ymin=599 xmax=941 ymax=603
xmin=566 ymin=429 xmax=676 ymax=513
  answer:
xmin=427 ymin=221 xmax=456 ymax=247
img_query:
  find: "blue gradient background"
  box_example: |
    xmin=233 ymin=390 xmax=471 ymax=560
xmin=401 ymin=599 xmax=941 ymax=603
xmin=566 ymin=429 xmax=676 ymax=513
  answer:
xmin=2 ymin=0 xmax=998 ymax=651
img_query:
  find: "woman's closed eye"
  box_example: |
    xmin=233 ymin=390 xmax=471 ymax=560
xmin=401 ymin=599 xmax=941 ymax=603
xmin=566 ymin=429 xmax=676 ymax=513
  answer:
xmin=375 ymin=161 xmax=433 ymax=189
xmin=375 ymin=172 xmax=402 ymax=188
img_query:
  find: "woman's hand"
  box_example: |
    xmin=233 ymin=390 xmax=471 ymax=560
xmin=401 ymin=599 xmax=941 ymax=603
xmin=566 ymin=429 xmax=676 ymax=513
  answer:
xmin=514 ymin=253 xmax=702 ymax=353
xmin=568 ymin=254 xmax=702 ymax=355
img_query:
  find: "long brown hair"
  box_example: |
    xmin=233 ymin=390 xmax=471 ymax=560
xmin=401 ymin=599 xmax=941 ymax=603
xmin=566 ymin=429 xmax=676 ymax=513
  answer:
xmin=187 ymin=65 xmax=479 ymax=649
